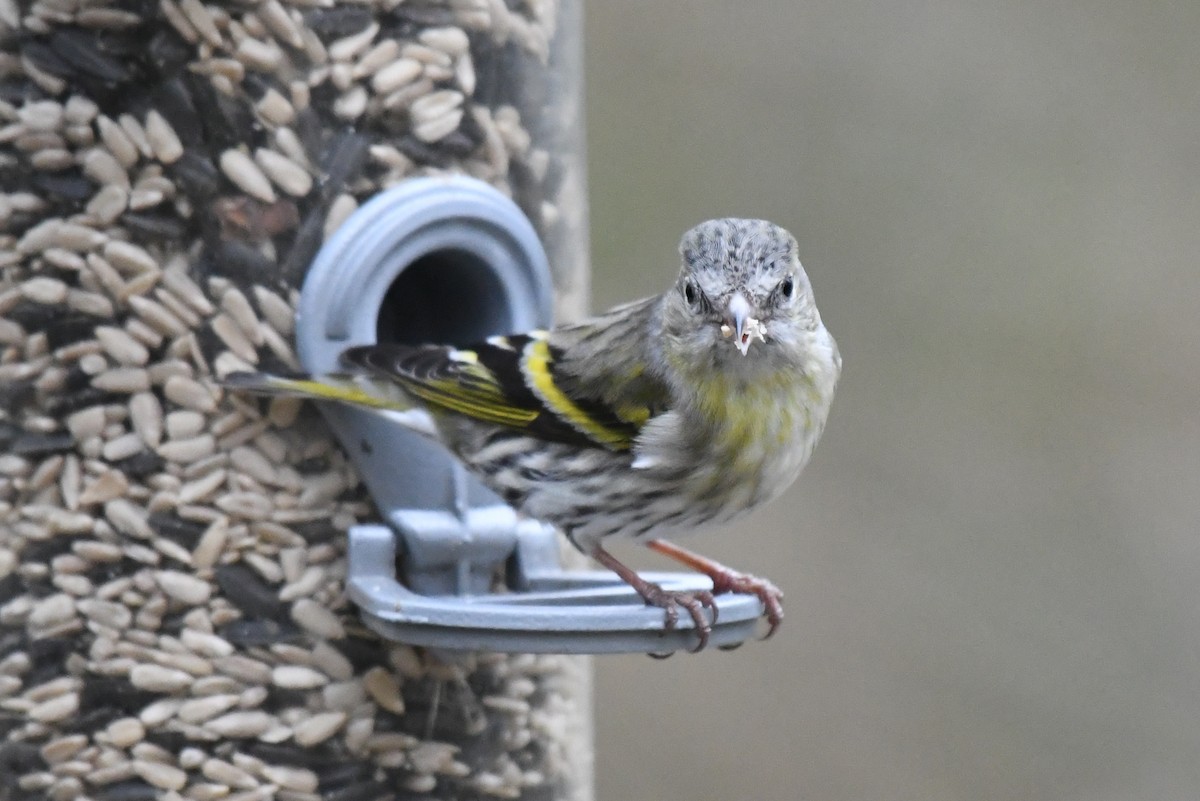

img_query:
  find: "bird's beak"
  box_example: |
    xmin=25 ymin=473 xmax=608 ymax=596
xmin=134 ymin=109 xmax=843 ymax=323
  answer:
xmin=725 ymin=293 xmax=755 ymax=356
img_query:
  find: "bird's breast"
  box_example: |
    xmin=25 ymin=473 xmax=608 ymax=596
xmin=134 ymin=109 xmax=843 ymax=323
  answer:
xmin=667 ymin=367 xmax=830 ymax=521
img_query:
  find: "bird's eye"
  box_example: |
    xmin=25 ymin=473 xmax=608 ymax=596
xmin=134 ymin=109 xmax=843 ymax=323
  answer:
xmin=780 ymin=276 xmax=795 ymax=299
xmin=683 ymin=281 xmax=699 ymax=307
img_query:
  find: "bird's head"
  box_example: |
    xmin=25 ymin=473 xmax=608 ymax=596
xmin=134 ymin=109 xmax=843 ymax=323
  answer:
xmin=661 ymin=218 xmax=822 ymax=372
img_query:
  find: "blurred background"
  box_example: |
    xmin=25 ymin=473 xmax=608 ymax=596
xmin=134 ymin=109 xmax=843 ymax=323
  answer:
xmin=582 ymin=2 xmax=1200 ymax=800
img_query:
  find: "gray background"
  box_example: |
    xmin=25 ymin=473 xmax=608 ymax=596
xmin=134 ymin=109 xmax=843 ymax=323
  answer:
xmin=583 ymin=3 xmax=1200 ymax=800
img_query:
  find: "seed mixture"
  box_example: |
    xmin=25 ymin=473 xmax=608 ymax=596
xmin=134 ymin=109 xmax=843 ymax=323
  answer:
xmin=0 ymin=0 xmax=591 ymax=798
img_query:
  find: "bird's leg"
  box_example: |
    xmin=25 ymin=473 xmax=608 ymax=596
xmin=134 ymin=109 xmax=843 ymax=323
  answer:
xmin=647 ymin=539 xmax=784 ymax=638
xmin=590 ymin=544 xmax=717 ymax=652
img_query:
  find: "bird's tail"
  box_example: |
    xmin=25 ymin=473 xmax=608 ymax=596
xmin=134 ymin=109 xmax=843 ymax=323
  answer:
xmin=221 ymin=371 xmax=411 ymax=412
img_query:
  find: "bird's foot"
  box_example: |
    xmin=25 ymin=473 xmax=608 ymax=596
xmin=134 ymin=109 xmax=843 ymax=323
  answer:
xmin=590 ymin=544 xmax=718 ymax=652
xmin=646 ymin=539 xmax=784 ymax=639
xmin=635 ymin=580 xmax=718 ymax=652
xmin=707 ymin=569 xmax=784 ymax=639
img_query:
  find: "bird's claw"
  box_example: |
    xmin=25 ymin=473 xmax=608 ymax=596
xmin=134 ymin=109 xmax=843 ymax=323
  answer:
xmin=708 ymin=570 xmax=784 ymax=639
xmin=638 ymin=582 xmax=718 ymax=652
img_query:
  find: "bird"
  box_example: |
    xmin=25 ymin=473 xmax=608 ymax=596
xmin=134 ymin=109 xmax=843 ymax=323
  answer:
xmin=224 ymin=218 xmax=841 ymax=651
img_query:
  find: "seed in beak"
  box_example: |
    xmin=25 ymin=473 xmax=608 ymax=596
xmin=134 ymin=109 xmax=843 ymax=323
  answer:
xmin=733 ymin=317 xmax=768 ymax=356
xmin=720 ymin=323 xmax=733 ymax=338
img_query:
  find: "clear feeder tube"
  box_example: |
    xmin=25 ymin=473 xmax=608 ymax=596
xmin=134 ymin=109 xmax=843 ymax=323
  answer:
xmin=0 ymin=0 xmax=593 ymax=799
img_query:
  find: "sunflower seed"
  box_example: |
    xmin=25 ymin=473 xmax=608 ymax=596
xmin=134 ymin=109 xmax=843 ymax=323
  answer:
xmin=95 ymin=115 xmax=139 ymax=168
xmin=420 ymin=26 xmax=470 ymax=56
xmin=260 ymin=765 xmax=318 ymax=793
xmin=163 ymin=375 xmax=217 ymax=412
xmin=262 ymin=397 xmax=300 ymax=431
xmin=85 ymin=252 xmax=125 ymax=298
xmin=20 ymin=276 xmax=69 ymax=305
xmin=19 ymin=100 xmax=63 ymax=132
xmin=219 ymin=149 xmax=276 ymax=203
xmin=104 ymin=717 xmax=146 ymax=748
xmin=363 ymin=667 xmax=404 ymax=714
xmin=117 ymin=113 xmax=154 ymax=159
xmin=157 ymin=433 xmax=216 ymax=464
xmin=28 ymin=692 xmax=79 ymax=723
xmin=135 ymin=699 xmax=180 ymax=728
xmin=323 ymin=193 xmax=357 ymax=239
xmin=214 ymin=491 xmax=272 ymax=519
xmin=178 ymin=693 xmax=239 ymax=723
xmin=97 ymin=327 xmax=150 ymax=366
xmin=333 ymin=85 xmax=368 ymax=120
xmin=180 ymin=629 xmax=233 ymax=658
xmin=129 ymin=664 xmax=192 ymax=693
xmin=258 ymin=0 xmax=303 ymax=48
xmin=178 ymin=0 xmax=221 ymax=46
xmin=73 ymin=539 xmax=123 ymax=563
xmin=178 ymin=467 xmax=227 ymax=504
xmin=271 ymin=665 xmax=327 ymax=689
xmin=456 ymin=52 xmax=477 ymax=96
xmin=328 ymin=21 xmax=379 ymax=62
xmin=351 ymin=38 xmax=398 ymax=79
xmin=211 ymin=313 xmax=258 ymax=364
xmin=77 ymin=598 xmax=132 ymax=629
xmin=229 ymin=445 xmax=277 ymax=486
xmin=161 ymin=267 xmax=214 ymax=318
xmin=289 ymin=599 xmax=345 ymax=637
xmin=155 ymin=570 xmax=211 ymax=604
xmin=202 ymin=757 xmax=258 ymax=788
xmin=411 ymin=90 xmax=464 ymax=142
xmin=105 ymin=240 xmax=159 ymax=274
xmin=118 ymin=270 xmax=162 ymax=301
xmin=31 ymin=148 xmax=74 ymax=171
xmin=144 ymin=110 xmax=184 ymax=164
xmin=133 ymin=759 xmax=187 ymax=791
xmin=62 ymin=96 xmax=96 ymax=125
xmin=39 ymin=734 xmax=87 ymax=765
xmin=80 ymin=470 xmax=127 ymax=508
xmin=162 ymin=410 xmax=202 ymax=440
xmin=153 ymin=0 xmax=196 ymax=41
xmin=154 ymin=286 xmax=201 ymax=328
xmin=82 ymin=148 xmax=129 ymax=188
xmin=205 ymin=710 xmax=274 ymax=738
xmin=251 ymin=285 xmax=294 ymax=336
xmin=193 ymin=56 xmax=244 ymax=82
xmin=216 ymin=419 xmax=270 ymax=452
xmin=253 ymin=148 xmax=311 ymax=197
xmin=191 ymin=520 xmax=228 ymax=569
xmin=18 ymin=219 xmax=100 ymax=253
xmin=268 ymin=128 xmax=306 ymax=170
xmin=92 ymin=368 xmax=150 ymax=393
xmin=408 ymin=742 xmax=460 ymax=774
xmin=28 ymin=593 xmax=76 ymax=629
xmin=255 ymin=88 xmax=295 ymax=127
xmin=235 ymin=37 xmax=284 ymax=72
xmin=370 ymin=57 xmax=421 ymax=94
xmin=105 ymin=498 xmax=154 ymax=539
xmin=129 ymin=295 xmax=188 ymax=337
xmin=0 ymin=316 xmax=24 ymax=346
xmin=402 ymin=42 xmax=452 ymax=68
xmin=292 ymin=711 xmax=345 ymax=746
xmin=100 ymin=432 xmax=142 ymax=462
xmin=148 ymin=358 xmax=193 ymax=385
xmin=126 ymin=394 xmax=164 ymax=450
xmin=78 ymin=7 xmax=141 ymax=27
xmin=85 ymin=184 xmax=129 ymax=225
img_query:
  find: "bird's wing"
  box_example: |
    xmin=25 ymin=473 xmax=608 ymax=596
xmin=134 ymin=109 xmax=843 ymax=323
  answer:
xmin=342 ymin=302 xmax=668 ymax=452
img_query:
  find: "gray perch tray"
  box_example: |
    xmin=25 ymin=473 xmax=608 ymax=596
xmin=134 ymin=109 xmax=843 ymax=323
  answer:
xmin=346 ymin=522 xmax=765 ymax=654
